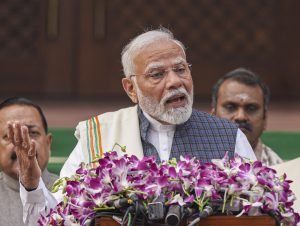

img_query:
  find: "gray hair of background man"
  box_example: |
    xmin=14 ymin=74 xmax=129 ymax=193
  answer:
xmin=121 ymin=27 xmax=186 ymax=77
xmin=211 ymin=68 xmax=270 ymax=114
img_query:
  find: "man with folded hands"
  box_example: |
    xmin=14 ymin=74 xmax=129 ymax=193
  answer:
xmin=8 ymin=27 xmax=256 ymax=225
xmin=211 ymin=68 xmax=283 ymax=166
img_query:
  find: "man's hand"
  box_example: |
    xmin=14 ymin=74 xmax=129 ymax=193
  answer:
xmin=8 ymin=121 xmax=41 ymax=190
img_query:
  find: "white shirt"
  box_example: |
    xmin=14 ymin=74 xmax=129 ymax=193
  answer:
xmin=143 ymin=112 xmax=175 ymax=161
xmin=20 ymin=115 xmax=256 ymax=225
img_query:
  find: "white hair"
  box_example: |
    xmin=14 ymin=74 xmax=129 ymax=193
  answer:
xmin=121 ymin=28 xmax=186 ymax=78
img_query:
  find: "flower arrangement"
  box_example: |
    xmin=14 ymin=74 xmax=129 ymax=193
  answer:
xmin=38 ymin=150 xmax=300 ymax=226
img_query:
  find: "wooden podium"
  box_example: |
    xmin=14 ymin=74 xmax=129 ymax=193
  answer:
xmin=95 ymin=215 xmax=276 ymax=226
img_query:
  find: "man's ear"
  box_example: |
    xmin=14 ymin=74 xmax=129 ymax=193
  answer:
xmin=211 ymin=107 xmax=216 ymax=115
xmin=46 ymin=133 xmax=53 ymax=149
xmin=263 ymin=110 xmax=268 ymax=130
xmin=45 ymin=133 xmax=53 ymax=159
xmin=122 ymin=78 xmax=138 ymax=103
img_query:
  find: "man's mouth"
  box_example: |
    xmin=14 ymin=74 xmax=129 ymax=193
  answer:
xmin=237 ymin=122 xmax=252 ymax=133
xmin=239 ymin=127 xmax=249 ymax=134
xmin=165 ymin=94 xmax=186 ymax=107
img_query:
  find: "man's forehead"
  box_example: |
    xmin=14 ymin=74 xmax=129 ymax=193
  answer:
xmin=231 ymin=93 xmax=252 ymax=101
xmin=220 ymin=90 xmax=263 ymax=105
xmin=217 ymin=82 xmax=262 ymax=105
xmin=0 ymin=105 xmax=43 ymax=126
xmin=221 ymin=80 xmax=261 ymax=95
xmin=137 ymin=40 xmax=184 ymax=60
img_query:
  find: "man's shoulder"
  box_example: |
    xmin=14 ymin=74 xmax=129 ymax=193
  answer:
xmin=0 ymin=172 xmax=3 ymax=182
xmin=262 ymin=142 xmax=274 ymax=152
xmin=42 ymin=169 xmax=59 ymax=180
xmin=48 ymin=171 xmax=59 ymax=180
xmin=190 ymin=109 xmax=238 ymax=129
xmin=261 ymin=142 xmax=283 ymax=161
xmin=42 ymin=169 xmax=59 ymax=191
xmin=77 ymin=105 xmax=138 ymax=127
xmin=98 ymin=105 xmax=138 ymax=121
xmin=0 ymin=173 xmax=9 ymax=190
xmin=86 ymin=106 xmax=138 ymax=123
xmin=74 ymin=105 xmax=139 ymax=141
xmin=0 ymin=172 xmax=8 ymax=185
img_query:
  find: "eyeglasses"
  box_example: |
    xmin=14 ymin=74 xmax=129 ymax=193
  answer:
xmin=129 ymin=63 xmax=192 ymax=84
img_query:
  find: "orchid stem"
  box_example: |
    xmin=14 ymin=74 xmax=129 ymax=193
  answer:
xmin=93 ymin=207 xmax=116 ymax=211
xmin=112 ymin=142 xmax=127 ymax=152
xmin=222 ymin=189 xmax=228 ymax=213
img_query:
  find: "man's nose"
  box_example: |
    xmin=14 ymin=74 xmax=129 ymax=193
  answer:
xmin=165 ymin=69 xmax=182 ymax=89
xmin=233 ymin=108 xmax=248 ymax=121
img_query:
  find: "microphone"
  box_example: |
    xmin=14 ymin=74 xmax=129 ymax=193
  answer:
xmin=109 ymin=194 xmax=138 ymax=209
xmin=200 ymin=205 xmax=213 ymax=218
xmin=148 ymin=194 xmax=166 ymax=220
xmin=183 ymin=206 xmax=196 ymax=218
xmin=110 ymin=197 xmax=134 ymax=208
xmin=165 ymin=205 xmax=182 ymax=226
xmin=187 ymin=205 xmax=213 ymax=226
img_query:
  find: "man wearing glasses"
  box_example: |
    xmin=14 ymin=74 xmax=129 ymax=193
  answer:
xmin=9 ymin=27 xmax=256 ymax=224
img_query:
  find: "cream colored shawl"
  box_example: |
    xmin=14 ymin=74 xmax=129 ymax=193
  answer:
xmin=75 ymin=106 xmax=144 ymax=164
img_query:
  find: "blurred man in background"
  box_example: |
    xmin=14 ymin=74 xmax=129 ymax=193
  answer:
xmin=211 ymin=68 xmax=283 ymax=166
xmin=0 ymin=97 xmax=58 ymax=226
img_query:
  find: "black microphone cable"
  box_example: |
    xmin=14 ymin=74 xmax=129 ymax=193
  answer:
xmin=130 ymin=199 xmax=146 ymax=226
xmin=121 ymin=206 xmax=135 ymax=226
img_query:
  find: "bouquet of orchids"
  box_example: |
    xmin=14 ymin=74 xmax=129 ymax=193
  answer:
xmin=38 ymin=148 xmax=300 ymax=226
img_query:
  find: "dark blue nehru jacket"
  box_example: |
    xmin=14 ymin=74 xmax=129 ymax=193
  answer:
xmin=139 ymin=108 xmax=237 ymax=163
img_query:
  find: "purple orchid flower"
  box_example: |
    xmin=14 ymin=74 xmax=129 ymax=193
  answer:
xmin=39 ymin=151 xmax=300 ymax=226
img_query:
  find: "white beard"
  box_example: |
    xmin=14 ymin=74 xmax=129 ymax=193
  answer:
xmin=136 ymin=86 xmax=193 ymax=125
